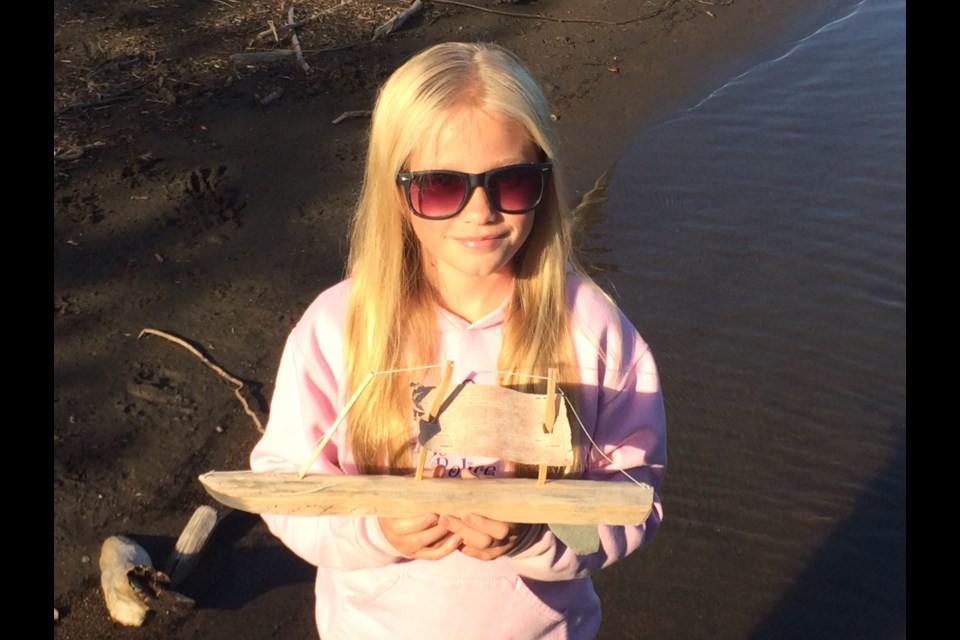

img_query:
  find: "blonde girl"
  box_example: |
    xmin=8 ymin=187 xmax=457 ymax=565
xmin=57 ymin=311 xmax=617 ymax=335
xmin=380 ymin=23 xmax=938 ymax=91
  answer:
xmin=251 ymin=41 xmax=666 ymax=639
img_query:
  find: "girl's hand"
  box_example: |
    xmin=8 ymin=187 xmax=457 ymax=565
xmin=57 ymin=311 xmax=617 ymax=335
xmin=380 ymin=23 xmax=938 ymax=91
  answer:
xmin=439 ymin=513 xmax=534 ymax=561
xmin=379 ymin=513 xmax=463 ymax=560
xmin=379 ymin=464 xmax=462 ymax=559
xmin=437 ymin=467 xmax=539 ymax=560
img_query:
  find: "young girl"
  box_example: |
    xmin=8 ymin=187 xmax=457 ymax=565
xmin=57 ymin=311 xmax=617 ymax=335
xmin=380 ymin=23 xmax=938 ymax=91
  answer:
xmin=250 ymin=41 xmax=667 ymax=639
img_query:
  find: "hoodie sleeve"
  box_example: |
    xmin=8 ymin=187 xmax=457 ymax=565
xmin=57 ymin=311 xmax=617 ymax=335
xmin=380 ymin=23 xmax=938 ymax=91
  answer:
xmin=249 ymin=305 xmax=404 ymax=570
xmin=506 ymin=299 xmax=667 ymax=581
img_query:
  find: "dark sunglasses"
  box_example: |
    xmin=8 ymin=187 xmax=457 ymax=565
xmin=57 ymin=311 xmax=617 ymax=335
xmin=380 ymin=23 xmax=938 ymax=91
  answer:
xmin=397 ymin=163 xmax=553 ymax=220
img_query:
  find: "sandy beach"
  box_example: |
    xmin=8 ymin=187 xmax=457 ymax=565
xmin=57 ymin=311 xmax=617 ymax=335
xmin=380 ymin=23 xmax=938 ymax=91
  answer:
xmin=54 ymin=1 xmax=855 ymax=637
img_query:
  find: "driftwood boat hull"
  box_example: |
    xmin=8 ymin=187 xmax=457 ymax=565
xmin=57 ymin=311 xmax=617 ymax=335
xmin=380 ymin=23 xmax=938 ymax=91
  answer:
xmin=199 ymin=471 xmax=653 ymax=526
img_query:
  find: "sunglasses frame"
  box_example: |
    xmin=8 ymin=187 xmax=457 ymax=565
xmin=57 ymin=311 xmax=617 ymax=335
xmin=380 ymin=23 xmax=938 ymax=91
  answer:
xmin=397 ymin=162 xmax=553 ymax=220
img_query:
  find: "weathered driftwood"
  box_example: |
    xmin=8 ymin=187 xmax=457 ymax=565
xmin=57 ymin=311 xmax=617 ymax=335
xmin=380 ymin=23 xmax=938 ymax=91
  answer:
xmin=288 ymin=5 xmax=310 ymax=73
xmin=414 ymin=361 xmax=454 ymax=480
xmin=164 ymin=505 xmax=220 ymax=587
xmin=99 ymin=536 xmax=194 ymax=627
xmin=199 ymin=471 xmax=653 ymax=526
xmin=258 ymin=87 xmax=285 ymax=106
xmin=251 ymin=0 xmax=350 ymax=43
xmin=414 ymin=381 xmax=573 ymax=467
xmin=331 ymin=109 xmax=372 ymax=124
xmin=299 ymin=370 xmax=376 ymax=478
xmin=100 ymin=536 xmax=154 ymax=626
xmin=372 ymin=0 xmax=423 ymax=40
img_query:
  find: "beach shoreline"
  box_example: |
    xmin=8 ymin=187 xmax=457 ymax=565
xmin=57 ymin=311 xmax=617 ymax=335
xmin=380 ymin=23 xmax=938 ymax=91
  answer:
xmin=54 ymin=1 xmax=853 ymax=637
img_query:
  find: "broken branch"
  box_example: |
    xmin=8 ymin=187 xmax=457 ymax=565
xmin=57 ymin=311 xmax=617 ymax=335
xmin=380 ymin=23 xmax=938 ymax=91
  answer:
xmin=331 ymin=109 xmax=371 ymax=124
xmin=288 ymin=5 xmax=310 ymax=73
xmin=429 ymin=0 xmax=679 ymax=26
xmin=137 ymin=328 xmax=263 ymax=433
xmin=164 ymin=505 xmax=220 ymax=587
xmin=251 ymin=0 xmax=350 ymax=43
xmin=372 ymin=0 xmax=423 ymax=40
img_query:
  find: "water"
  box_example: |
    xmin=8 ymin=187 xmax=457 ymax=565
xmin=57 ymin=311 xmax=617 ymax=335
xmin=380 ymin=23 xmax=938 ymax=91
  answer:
xmin=591 ymin=1 xmax=906 ymax=638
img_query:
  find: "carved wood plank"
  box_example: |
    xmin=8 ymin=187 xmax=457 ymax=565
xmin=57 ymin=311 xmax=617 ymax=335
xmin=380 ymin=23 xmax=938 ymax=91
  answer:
xmin=199 ymin=471 xmax=652 ymax=525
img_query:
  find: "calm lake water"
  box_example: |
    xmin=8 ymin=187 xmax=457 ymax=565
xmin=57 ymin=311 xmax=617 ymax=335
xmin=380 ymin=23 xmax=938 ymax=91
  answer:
xmin=592 ymin=1 xmax=906 ymax=638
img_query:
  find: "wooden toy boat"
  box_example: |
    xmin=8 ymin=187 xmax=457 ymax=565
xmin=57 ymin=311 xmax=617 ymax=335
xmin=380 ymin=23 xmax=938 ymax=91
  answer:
xmin=199 ymin=364 xmax=653 ymax=532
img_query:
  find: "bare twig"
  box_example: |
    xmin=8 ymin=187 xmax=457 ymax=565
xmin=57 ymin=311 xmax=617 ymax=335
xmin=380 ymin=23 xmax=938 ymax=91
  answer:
xmin=251 ymin=0 xmax=349 ymax=43
xmin=232 ymin=41 xmax=356 ymax=66
xmin=259 ymin=87 xmax=285 ymax=105
xmin=138 ymin=328 xmax=263 ymax=433
xmin=372 ymin=0 xmax=423 ymax=40
xmin=429 ymin=0 xmax=679 ymax=25
xmin=56 ymin=84 xmax=146 ymax=116
xmin=331 ymin=109 xmax=371 ymax=124
xmin=54 ymin=141 xmax=107 ymax=162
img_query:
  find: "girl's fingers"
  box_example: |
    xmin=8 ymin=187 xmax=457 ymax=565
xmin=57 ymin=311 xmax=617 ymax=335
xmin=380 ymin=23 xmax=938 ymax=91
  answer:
xmin=382 ymin=514 xmax=438 ymax=536
xmin=381 ymin=514 xmax=458 ymax=557
xmin=462 ymin=513 xmax=512 ymax=541
xmin=412 ymin=531 xmax=462 ymax=560
xmin=440 ymin=513 xmax=510 ymax=551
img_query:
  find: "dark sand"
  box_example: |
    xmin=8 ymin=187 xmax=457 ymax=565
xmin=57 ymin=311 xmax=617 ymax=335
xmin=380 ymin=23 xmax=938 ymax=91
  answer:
xmin=54 ymin=1 xmax=854 ymax=637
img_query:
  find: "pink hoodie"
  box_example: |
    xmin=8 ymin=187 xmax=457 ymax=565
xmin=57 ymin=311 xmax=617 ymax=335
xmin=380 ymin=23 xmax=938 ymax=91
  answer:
xmin=250 ymin=274 xmax=666 ymax=639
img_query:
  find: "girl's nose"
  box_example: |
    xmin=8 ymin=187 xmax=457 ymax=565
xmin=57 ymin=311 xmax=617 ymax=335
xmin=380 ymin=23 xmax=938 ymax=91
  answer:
xmin=459 ymin=185 xmax=498 ymax=223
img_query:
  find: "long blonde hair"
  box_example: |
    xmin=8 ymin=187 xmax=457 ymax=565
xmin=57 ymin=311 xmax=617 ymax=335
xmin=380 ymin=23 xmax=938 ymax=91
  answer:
xmin=344 ymin=42 xmax=589 ymax=474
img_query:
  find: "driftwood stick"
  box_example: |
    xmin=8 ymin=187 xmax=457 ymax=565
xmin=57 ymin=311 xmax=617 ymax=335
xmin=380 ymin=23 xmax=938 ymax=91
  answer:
xmin=259 ymin=87 xmax=285 ymax=105
xmin=54 ymin=141 xmax=107 ymax=162
xmin=163 ymin=505 xmax=220 ymax=587
xmin=298 ymin=371 xmax=376 ymax=478
xmin=56 ymin=84 xmax=145 ymax=116
xmin=200 ymin=471 xmax=655 ymax=526
xmin=538 ymin=367 xmax=559 ymax=485
xmin=429 ymin=0 xmax=679 ymax=26
xmin=427 ymin=360 xmax=455 ymax=423
xmin=137 ymin=328 xmax=263 ymax=433
xmin=414 ymin=446 xmax=430 ymax=481
xmin=372 ymin=0 xmax=423 ymax=40
xmin=99 ymin=535 xmax=194 ymax=627
xmin=543 ymin=367 xmax=558 ymax=431
xmin=288 ymin=5 xmax=310 ymax=73
xmin=252 ymin=0 xmax=349 ymax=42
xmin=415 ymin=360 xmax=452 ymax=482
xmin=331 ymin=109 xmax=372 ymax=124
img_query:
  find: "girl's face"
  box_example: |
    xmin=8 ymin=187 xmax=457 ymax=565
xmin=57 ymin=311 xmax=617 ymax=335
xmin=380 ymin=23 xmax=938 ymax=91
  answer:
xmin=403 ymin=107 xmax=539 ymax=295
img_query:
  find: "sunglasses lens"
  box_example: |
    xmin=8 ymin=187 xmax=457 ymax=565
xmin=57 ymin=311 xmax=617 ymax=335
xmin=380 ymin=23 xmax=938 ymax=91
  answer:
xmin=408 ymin=173 xmax=467 ymax=218
xmin=490 ymin=166 xmax=544 ymax=212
